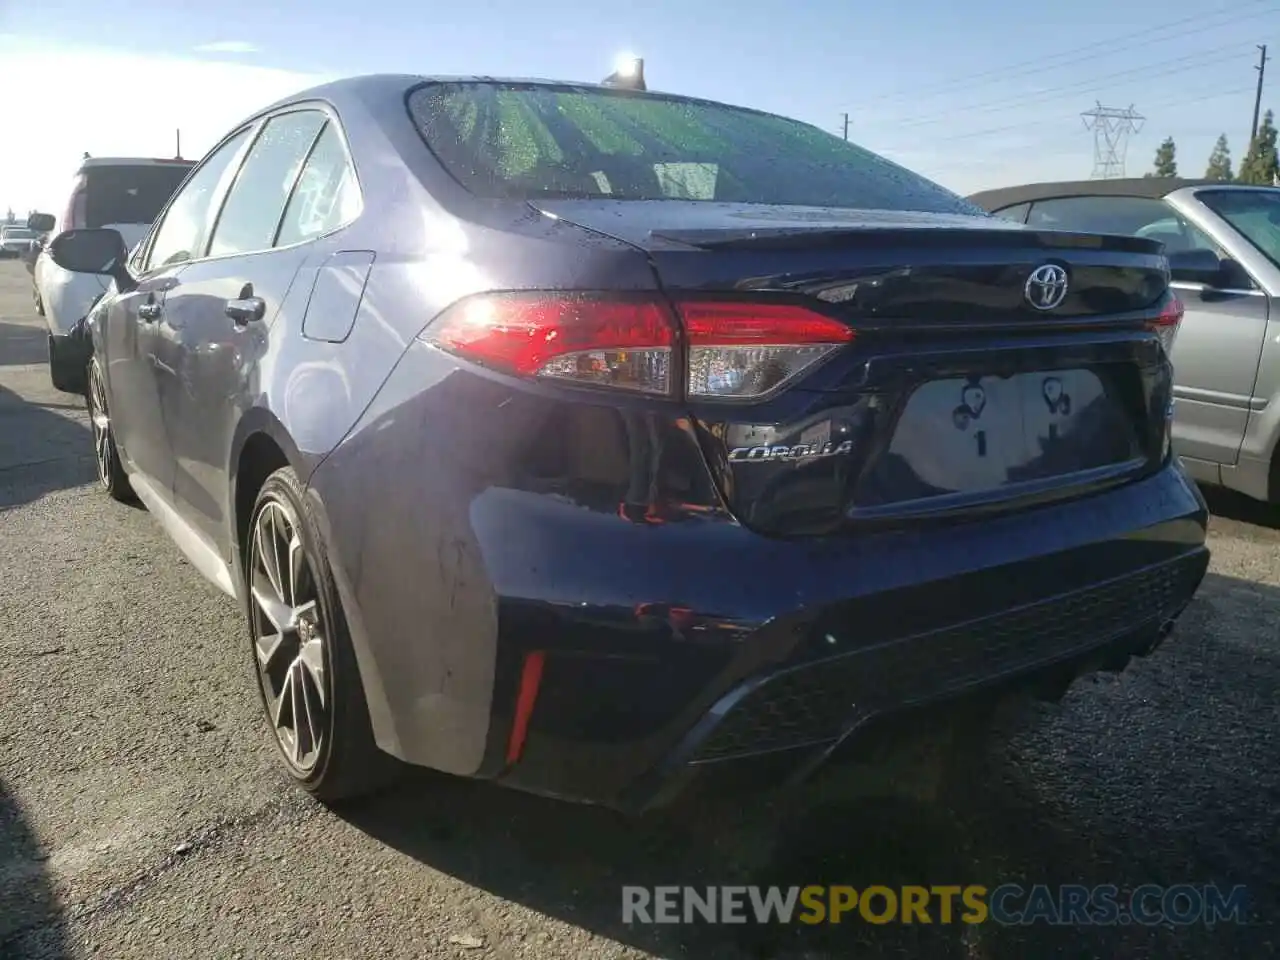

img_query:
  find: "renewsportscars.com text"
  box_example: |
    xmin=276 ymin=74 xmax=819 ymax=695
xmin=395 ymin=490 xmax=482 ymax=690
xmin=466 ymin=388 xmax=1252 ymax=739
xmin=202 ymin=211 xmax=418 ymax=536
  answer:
xmin=622 ymin=883 xmax=1250 ymax=926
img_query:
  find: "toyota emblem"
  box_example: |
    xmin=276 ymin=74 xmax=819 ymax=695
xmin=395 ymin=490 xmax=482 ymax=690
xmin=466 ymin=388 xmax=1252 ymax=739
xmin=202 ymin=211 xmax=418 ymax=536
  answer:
xmin=1024 ymin=263 xmax=1069 ymax=311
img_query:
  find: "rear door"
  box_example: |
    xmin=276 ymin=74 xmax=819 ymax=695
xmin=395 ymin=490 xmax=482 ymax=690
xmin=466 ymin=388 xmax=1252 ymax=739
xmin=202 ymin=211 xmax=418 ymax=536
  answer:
xmin=105 ymin=133 xmax=252 ymax=495
xmin=153 ymin=108 xmax=357 ymax=550
xmin=1025 ymin=194 xmax=1268 ymax=467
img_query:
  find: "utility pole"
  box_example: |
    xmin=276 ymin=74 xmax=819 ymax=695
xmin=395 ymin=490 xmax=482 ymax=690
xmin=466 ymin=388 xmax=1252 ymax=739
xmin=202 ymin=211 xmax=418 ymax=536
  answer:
xmin=841 ymin=113 xmax=849 ymax=141
xmin=175 ymin=129 xmax=182 ymax=159
xmin=1251 ymin=45 xmax=1269 ymax=145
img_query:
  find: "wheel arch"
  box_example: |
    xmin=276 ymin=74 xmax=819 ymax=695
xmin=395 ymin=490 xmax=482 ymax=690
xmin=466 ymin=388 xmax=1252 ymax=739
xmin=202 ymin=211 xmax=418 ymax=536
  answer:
xmin=228 ymin=408 xmax=399 ymax=758
xmin=228 ymin=407 xmax=310 ymax=578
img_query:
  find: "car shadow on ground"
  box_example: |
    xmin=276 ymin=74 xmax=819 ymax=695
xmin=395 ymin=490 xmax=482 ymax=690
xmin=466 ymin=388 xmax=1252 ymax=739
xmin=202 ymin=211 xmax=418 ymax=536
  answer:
xmin=0 ymin=379 xmax=96 ymax=513
xmin=0 ymin=319 xmax=49 ymax=367
xmin=0 ymin=781 xmax=67 ymax=958
xmin=1200 ymin=484 xmax=1280 ymax=531
xmin=341 ymin=570 xmax=1278 ymax=960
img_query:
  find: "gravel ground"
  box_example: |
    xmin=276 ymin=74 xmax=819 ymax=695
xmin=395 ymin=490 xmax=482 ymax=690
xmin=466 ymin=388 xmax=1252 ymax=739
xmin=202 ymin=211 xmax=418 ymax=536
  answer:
xmin=0 ymin=259 xmax=1276 ymax=959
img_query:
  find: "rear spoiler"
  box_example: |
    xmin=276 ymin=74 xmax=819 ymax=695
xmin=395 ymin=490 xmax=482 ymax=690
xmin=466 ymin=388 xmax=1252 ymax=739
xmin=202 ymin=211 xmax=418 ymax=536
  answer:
xmin=650 ymin=226 xmax=1166 ymax=254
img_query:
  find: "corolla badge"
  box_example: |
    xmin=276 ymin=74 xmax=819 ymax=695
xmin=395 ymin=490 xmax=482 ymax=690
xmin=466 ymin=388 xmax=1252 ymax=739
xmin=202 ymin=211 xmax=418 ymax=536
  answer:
xmin=1024 ymin=263 xmax=1069 ymax=311
xmin=728 ymin=440 xmax=854 ymax=462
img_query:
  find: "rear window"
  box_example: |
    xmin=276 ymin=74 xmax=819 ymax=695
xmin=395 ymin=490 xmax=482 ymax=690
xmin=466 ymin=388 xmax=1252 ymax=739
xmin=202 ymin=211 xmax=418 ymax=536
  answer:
xmin=81 ymin=163 xmax=194 ymax=228
xmin=408 ymin=82 xmax=976 ymax=214
xmin=1 ymin=227 xmax=34 ymax=239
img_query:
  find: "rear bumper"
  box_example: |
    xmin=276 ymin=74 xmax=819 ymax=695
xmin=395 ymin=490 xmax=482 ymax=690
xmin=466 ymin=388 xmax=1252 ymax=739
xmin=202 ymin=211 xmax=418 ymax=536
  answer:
xmin=312 ymin=373 xmax=1208 ymax=808
xmin=623 ymin=550 xmax=1203 ymax=811
xmin=489 ymin=485 xmax=1207 ymax=811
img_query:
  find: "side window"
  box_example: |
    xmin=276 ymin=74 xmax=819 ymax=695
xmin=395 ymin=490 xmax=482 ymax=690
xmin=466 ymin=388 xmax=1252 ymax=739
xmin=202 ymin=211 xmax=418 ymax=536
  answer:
xmin=275 ymin=122 xmax=361 ymax=247
xmin=991 ymin=202 xmax=1029 ymax=224
xmin=206 ymin=110 xmax=327 ymax=258
xmin=144 ymin=129 xmax=250 ymax=270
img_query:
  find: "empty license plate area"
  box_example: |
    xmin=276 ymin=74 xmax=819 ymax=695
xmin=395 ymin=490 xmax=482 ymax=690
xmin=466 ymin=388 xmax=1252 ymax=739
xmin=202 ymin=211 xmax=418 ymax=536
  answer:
xmin=861 ymin=368 xmax=1141 ymax=503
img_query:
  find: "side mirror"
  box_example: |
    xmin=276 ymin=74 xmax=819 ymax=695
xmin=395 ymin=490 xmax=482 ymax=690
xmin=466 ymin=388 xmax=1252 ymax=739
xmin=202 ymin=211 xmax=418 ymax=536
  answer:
xmin=48 ymin=228 xmax=136 ymax=292
xmin=27 ymin=212 xmax=55 ymax=233
xmin=1167 ymin=249 xmax=1224 ymax=286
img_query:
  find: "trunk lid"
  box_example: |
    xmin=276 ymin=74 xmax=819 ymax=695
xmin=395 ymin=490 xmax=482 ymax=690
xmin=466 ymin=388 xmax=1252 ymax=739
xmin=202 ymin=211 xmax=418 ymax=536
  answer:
xmin=533 ymin=200 xmax=1168 ymax=323
xmin=537 ymin=200 xmax=1175 ymax=535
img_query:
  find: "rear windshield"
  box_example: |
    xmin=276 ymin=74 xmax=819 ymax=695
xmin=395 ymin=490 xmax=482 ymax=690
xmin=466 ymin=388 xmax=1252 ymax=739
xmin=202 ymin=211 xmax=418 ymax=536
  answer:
xmin=408 ymin=82 xmax=976 ymax=214
xmin=82 ymin=163 xmax=194 ymax=228
xmin=1 ymin=227 xmax=34 ymax=239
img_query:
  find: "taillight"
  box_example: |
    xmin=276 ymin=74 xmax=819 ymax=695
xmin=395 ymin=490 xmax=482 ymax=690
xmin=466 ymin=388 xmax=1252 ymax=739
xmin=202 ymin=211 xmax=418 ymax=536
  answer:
xmin=422 ymin=294 xmax=854 ymax=400
xmin=426 ymin=295 xmax=675 ymax=394
xmin=61 ymin=175 xmax=88 ymax=231
xmin=1146 ymin=294 xmax=1183 ymax=357
xmin=677 ymin=301 xmax=854 ymax=399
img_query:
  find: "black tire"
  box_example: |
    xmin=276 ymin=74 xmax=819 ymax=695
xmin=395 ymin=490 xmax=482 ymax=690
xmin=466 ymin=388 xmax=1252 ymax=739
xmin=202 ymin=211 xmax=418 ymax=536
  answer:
xmin=48 ymin=335 xmax=87 ymax=394
xmin=245 ymin=466 xmax=399 ymax=803
xmin=85 ymin=359 xmax=136 ymax=503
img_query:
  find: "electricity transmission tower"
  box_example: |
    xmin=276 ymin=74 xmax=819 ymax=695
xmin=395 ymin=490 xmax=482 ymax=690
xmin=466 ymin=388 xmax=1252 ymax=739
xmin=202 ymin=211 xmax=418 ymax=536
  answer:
xmin=1081 ymin=102 xmax=1145 ymax=179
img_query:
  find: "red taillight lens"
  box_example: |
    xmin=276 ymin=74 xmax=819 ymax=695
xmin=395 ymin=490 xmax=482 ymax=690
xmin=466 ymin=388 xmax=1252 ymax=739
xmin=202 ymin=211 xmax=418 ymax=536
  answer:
xmin=426 ymin=295 xmax=676 ymax=394
xmin=1146 ymin=294 xmax=1184 ymax=357
xmin=61 ymin=176 xmax=87 ymax=231
xmin=423 ymin=294 xmax=855 ymax=399
xmin=676 ymin=301 xmax=855 ymax=399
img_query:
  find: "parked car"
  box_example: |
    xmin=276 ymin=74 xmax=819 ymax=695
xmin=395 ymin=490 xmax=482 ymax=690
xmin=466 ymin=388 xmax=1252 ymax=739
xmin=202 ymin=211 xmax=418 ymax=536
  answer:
xmin=46 ymin=75 xmax=1208 ymax=810
xmin=968 ymin=178 xmax=1280 ymax=505
xmin=0 ymin=224 xmax=37 ymax=258
xmin=20 ymin=230 xmax=45 ymax=275
xmin=31 ymin=155 xmax=194 ymax=392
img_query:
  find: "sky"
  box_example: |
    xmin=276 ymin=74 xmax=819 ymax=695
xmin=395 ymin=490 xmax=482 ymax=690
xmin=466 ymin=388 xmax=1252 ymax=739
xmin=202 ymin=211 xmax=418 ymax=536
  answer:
xmin=1 ymin=0 xmax=1276 ymax=213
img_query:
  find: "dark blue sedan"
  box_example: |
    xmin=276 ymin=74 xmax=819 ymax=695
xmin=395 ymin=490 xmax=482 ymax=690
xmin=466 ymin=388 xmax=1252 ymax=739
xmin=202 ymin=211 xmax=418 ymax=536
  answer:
xmin=47 ymin=73 xmax=1208 ymax=810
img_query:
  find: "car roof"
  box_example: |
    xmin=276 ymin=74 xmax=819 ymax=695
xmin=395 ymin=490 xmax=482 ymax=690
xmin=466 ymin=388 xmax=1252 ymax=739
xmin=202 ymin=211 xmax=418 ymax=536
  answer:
xmin=966 ymin=177 xmax=1233 ymax=210
xmin=79 ymin=157 xmax=195 ymax=170
xmin=243 ymin=73 xmax=774 ymax=132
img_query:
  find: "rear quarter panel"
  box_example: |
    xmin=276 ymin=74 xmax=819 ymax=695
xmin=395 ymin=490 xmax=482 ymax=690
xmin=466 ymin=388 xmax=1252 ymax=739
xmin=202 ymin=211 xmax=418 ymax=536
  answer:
xmin=259 ymin=87 xmax=662 ymax=769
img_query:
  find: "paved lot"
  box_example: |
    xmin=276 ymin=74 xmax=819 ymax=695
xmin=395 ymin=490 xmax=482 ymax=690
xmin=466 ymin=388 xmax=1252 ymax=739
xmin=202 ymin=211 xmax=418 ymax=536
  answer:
xmin=0 ymin=259 xmax=1276 ymax=958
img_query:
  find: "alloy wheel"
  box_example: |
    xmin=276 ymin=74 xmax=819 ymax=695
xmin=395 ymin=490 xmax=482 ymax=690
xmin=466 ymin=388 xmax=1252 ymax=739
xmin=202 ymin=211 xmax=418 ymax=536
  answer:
xmin=87 ymin=363 xmax=113 ymax=490
xmin=249 ymin=498 xmax=330 ymax=774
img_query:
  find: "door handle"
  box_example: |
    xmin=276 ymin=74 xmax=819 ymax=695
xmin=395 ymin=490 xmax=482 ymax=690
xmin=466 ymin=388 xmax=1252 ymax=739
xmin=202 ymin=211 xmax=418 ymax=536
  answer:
xmin=225 ymin=297 xmax=266 ymax=325
xmin=138 ymin=302 xmax=162 ymax=321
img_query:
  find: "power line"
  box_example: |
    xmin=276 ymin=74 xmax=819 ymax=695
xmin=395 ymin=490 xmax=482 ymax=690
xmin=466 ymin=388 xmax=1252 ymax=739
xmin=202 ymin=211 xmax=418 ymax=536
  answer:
xmin=895 ymin=42 xmax=1255 ymax=129
xmin=856 ymin=0 xmax=1277 ymax=106
xmin=875 ymin=84 xmax=1257 ymax=151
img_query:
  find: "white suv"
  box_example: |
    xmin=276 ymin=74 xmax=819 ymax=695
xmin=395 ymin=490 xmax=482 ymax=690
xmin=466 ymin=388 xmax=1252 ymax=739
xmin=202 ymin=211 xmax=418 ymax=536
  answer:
xmin=32 ymin=156 xmax=193 ymax=392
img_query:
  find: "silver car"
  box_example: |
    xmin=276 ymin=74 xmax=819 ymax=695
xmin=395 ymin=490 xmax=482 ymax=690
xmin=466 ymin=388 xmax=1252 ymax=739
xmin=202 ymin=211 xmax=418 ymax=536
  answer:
xmin=0 ymin=224 xmax=37 ymax=258
xmin=970 ymin=179 xmax=1280 ymax=504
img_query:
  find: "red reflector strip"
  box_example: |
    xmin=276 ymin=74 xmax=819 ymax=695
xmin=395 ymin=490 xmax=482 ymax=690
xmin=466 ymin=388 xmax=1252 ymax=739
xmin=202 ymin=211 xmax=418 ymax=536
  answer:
xmin=676 ymin=301 xmax=856 ymax=345
xmin=505 ymin=650 xmax=546 ymax=765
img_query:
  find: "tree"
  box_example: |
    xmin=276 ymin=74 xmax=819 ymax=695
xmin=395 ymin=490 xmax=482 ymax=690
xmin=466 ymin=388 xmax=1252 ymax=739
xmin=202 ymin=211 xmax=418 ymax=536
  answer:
xmin=1150 ymin=137 xmax=1178 ymax=177
xmin=1238 ymin=110 xmax=1279 ymax=185
xmin=1204 ymin=134 xmax=1233 ymax=180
